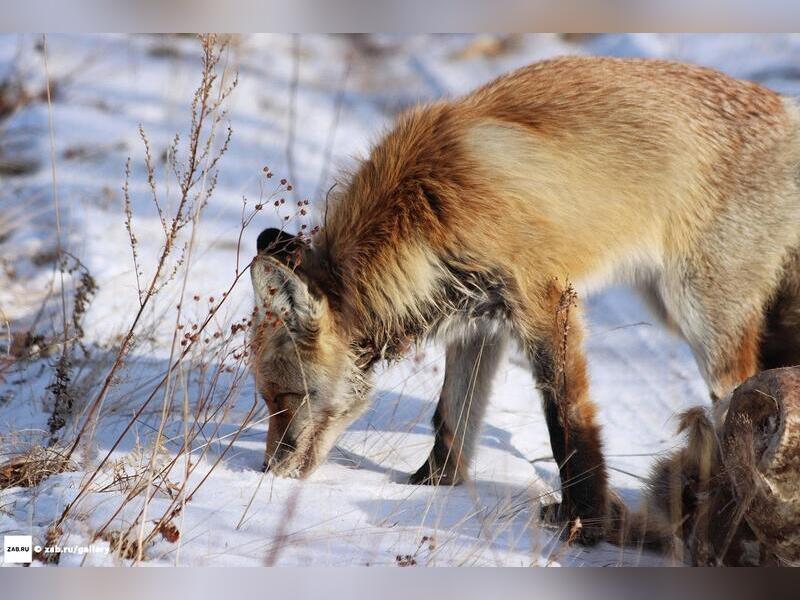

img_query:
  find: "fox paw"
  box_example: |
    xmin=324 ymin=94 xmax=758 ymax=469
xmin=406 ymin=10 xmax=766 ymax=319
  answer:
xmin=408 ymin=460 xmax=463 ymax=486
xmin=540 ymin=502 xmax=606 ymax=546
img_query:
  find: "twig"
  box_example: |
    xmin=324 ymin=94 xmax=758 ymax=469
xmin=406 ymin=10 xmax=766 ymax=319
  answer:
xmin=313 ymin=55 xmax=351 ymax=202
xmin=285 ymin=34 xmax=300 ymax=188
xmin=53 ymin=34 xmax=236 ymax=532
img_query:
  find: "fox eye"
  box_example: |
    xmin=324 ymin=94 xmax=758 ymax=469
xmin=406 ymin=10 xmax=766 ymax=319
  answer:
xmin=272 ymin=393 xmax=290 ymax=407
xmin=273 ymin=392 xmax=303 ymax=407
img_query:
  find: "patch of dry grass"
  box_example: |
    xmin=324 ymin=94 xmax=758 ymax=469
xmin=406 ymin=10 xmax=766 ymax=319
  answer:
xmin=0 ymin=445 xmax=76 ymax=489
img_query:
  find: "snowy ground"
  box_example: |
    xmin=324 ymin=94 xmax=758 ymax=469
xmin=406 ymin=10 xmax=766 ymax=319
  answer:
xmin=1 ymin=34 xmax=800 ymax=567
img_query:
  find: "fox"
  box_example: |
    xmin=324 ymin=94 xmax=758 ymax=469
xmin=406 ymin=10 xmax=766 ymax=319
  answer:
xmin=249 ymin=56 xmax=800 ymax=544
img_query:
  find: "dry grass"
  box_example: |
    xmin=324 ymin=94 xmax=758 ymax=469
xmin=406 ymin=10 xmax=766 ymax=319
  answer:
xmin=8 ymin=33 xmax=331 ymax=566
xmin=35 ymin=34 xmax=249 ymax=563
xmin=0 ymin=34 xmax=260 ymax=565
xmin=0 ymin=445 xmax=76 ymax=489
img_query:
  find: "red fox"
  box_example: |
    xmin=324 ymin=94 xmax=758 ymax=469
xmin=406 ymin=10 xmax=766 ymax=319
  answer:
xmin=250 ymin=56 xmax=800 ymax=544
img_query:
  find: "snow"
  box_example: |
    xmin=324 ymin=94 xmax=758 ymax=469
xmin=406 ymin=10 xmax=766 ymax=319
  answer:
xmin=1 ymin=34 xmax=799 ymax=566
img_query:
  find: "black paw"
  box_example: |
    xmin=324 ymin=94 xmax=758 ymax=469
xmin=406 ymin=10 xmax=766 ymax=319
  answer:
xmin=540 ymin=502 xmax=606 ymax=546
xmin=408 ymin=460 xmax=463 ymax=486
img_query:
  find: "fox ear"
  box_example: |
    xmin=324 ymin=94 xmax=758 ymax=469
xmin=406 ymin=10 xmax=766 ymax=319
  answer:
xmin=257 ymin=228 xmax=305 ymax=266
xmin=251 ymin=237 xmax=320 ymax=336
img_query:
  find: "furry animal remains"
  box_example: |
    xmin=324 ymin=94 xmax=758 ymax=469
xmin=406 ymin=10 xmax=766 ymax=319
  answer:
xmin=250 ymin=56 xmax=800 ymax=545
xmin=615 ymin=367 xmax=800 ymax=565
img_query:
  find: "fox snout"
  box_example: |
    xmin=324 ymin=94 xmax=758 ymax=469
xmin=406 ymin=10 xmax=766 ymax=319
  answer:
xmin=263 ymin=423 xmax=307 ymax=478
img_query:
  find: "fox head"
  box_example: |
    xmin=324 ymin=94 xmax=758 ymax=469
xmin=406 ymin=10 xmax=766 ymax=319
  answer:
xmin=249 ymin=228 xmax=372 ymax=478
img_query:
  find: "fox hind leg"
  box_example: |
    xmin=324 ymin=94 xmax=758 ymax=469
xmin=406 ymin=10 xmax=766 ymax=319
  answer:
xmin=761 ymin=247 xmax=800 ymax=370
xmin=658 ymin=257 xmax=765 ymax=403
